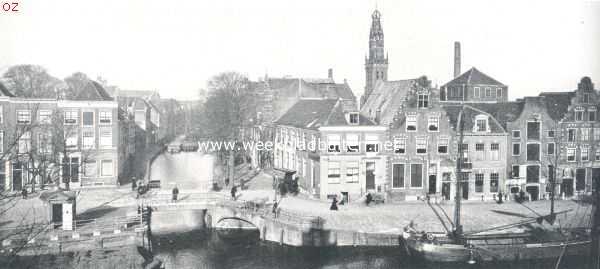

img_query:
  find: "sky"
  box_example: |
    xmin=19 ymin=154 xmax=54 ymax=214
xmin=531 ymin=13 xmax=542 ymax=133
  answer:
xmin=0 ymin=0 xmax=598 ymax=101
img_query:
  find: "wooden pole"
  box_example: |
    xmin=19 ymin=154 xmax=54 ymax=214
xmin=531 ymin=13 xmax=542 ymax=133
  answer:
xmin=453 ymin=107 xmax=464 ymax=237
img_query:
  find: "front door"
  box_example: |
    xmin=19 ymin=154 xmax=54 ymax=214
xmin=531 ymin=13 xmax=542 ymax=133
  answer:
xmin=562 ymin=179 xmax=574 ymax=197
xmin=341 ymin=192 xmax=349 ymax=204
xmin=526 ymin=186 xmax=539 ymax=201
xmin=592 ymin=168 xmax=600 ymax=191
xmin=442 ymin=182 xmax=450 ymax=200
xmin=366 ymin=162 xmax=375 ymax=190
xmin=428 ymin=175 xmax=437 ymax=194
xmin=52 ymin=204 xmax=62 ymax=223
xmin=12 ymin=168 xmax=22 ymax=191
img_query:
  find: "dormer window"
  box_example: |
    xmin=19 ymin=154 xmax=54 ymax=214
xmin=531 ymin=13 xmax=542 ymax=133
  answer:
xmin=583 ymin=93 xmax=590 ymax=103
xmin=474 ymin=115 xmax=489 ymax=132
xmin=575 ymin=107 xmax=584 ymax=121
xmin=589 ymin=107 xmax=597 ymax=121
xmin=418 ymin=94 xmax=429 ymax=108
xmin=349 ymin=112 xmax=359 ymax=125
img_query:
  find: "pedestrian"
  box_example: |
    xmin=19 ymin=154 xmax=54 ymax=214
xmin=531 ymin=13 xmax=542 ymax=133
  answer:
xmin=272 ymin=200 xmax=279 ymax=218
xmin=231 ymin=185 xmax=237 ymax=200
xmin=497 ymin=191 xmax=504 ymax=204
xmin=21 ymin=188 xmax=27 ymax=199
xmin=330 ymin=197 xmax=338 ymax=211
xmin=225 ymin=177 xmax=230 ymax=187
xmin=172 ymin=185 xmax=179 ymax=202
xmin=366 ymin=192 xmax=373 ymax=206
xmin=131 ymin=177 xmax=137 ymax=191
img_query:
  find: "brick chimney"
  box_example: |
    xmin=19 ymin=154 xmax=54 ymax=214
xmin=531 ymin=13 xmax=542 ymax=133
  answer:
xmin=454 ymin=41 xmax=461 ymax=78
xmin=328 ymin=68 xmax=333 ymax=80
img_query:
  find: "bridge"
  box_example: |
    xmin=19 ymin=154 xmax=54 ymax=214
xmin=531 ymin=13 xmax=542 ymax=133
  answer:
xmin=142 ymin=192 xmax=401 ymax=247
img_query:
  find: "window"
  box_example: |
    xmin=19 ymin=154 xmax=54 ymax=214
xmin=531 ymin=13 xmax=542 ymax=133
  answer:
xmin=410 ymin=164 xmax=423 ymax=188
xmin=438 ymin=137 xmax=449 ymax=154
xmin=567 ymin=129 xmax=576 ymax=142
xmin=327 ymin=134 xmax=340 ymax=153
xmin=66 ymin=132 xmax=78 ymax=150
xmin=99 ymin=111 xmax=112 ymax=125
xmin=581 ymin=128 xmax=590 ymax=141
xmin=512 ymin=143 xmax=521 ymax=156
xmin=567 ymin=148 xmax=576 ymax=162
xmin=0 ymin=131 xmax=3 ymax=153
xmin=64 ymin=110 xmax=78 ymax=124
xmin=63 ymin=157 xmax=80 ymax=182
xmin=583 ymin=93 xmax=590 ymax=103
xmin=394 ymin=137 xmax=406 ymax=154
xmin=18 ymin=131 xmax=31 ymax=153
xmin=496 ymin=88 xmax=502 ymax=98
xmin=392 ymin=164 xmax=405 ymax=188
xmin=512 ymin=165 xmax=520 ymax=178
xmin=590 ymin=107 xmax=597 ymax=121
xmin=82 ymin=111 xmax=94 ymax=126
xmin=595 ymin=128 xmax=600 ymax=141
xmin=460 ymin=143 xmax=469 ymax=162
xmin=582 ymin=147 xmax=589 ymax=162
xmin=83 ymin=160 xmax=96 ymax=177
xmin=82 ymin=130 xmax=95 ymax=149
xmin=474 ymin=87 xmax=480 ymax=98
xmin=365 ymin=135 xmax=379 ymax=152
xmin=346 ymin=162 xmax=359 ymax=183
xmin=475 ymin=174 xmax=484 ymax=193
xmin=476 ymin=119 xmax=487 ymax=132
xmin=476 ymin=143 xmax=484 ymax=151
xmin=547 ymin=130 xmax=555 ymax=138
xmin=575 ymin=109 xmax=584 ymax=121
xmin=490 ymin=143 xmax=500 ymax=160
xmin=526 ymin=165 xmax=540 ymax=183
xmin=100 ymin=160 xmax=113 ymax=177
xmin=39 ymin=110 xmax=52 ymax=124
xmin=418 ymin=94 xmax=429 ymax=108
xmin=490 ymin=173 xmax=499 ymax=192
xmin=527 ymin=144 xmax=540 ymax=161
xmin=527 ymin=121 xmax=540 ymax=140
xmin=406 ymin=114 xmax=417 ymax=131
xmin=38 ymin=133 xmax=52 ymax=154
xmin=416 ymin=137 xmax=427 ymax=154
xmin=512 ymin=130 xmax=521 ymax=139
xmin=16 ymin=110 xmax=31 ymax=124
xmin=100 ymin=129 xmax=112 ymax=148
xmin=485 ymin=87 xmax=492 ymax=97
xmin=596 ymin=149 xmax=600 ymax=161
xmin=346 ymin=134 xmax=359 ymax=152
xmin=547 ymin=143 xmax=555 ymax=155
xmin=474 ymin=115 xmax=488 ymax=132
xmin=428 ymin=116 xmax=439 ymax=131
xmin=327 ymin=162 xmax=340 ymax=183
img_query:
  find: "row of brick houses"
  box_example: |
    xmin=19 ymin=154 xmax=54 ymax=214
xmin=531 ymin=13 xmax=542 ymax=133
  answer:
xmin=246 ymin=9 xmax=600 ymax=203
xmin=0 ymin=77 xmax=184 ymax=192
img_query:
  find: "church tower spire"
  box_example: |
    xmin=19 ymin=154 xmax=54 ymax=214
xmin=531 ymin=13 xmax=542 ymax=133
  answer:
xmin=363 ymin=9 xmax=388 ymax=105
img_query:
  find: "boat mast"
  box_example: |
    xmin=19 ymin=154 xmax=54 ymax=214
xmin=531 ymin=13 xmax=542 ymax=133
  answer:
xmin=453 ymin=106 xmax=465 ymax=237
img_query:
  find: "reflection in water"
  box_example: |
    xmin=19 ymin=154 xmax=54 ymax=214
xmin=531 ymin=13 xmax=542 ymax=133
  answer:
xmin=152 ymin=230 xmax=587 ymax=269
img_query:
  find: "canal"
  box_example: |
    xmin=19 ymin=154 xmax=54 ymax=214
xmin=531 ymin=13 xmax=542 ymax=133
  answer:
xmin=152 ymin=229 xmax=587 ymax=269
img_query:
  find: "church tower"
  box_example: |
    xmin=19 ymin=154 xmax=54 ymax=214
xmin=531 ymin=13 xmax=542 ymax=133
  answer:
xmin=363 ymin=9 xmax=388 ymax=105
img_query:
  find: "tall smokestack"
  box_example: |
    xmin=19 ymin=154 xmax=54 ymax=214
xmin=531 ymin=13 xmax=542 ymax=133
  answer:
xmin=328 ymin=68 xmax=333 ymax=80
xmin=454 ymin=41 xmax=461 ymax=78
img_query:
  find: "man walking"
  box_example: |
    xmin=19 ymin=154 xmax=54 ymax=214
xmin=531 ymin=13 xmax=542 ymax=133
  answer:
xmin=231 ymin=185 xmax=238 ymax=201
xmin=172 ymin=185 xmax=179 ymax=202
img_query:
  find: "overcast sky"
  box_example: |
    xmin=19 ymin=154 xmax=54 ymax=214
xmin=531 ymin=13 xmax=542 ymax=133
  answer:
xmin=1 ymin=0 xmax=598 ymax=100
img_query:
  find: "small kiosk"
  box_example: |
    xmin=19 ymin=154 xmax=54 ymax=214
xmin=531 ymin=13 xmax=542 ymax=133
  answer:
xmin=39 ymin=189 xmax=77 ymax=231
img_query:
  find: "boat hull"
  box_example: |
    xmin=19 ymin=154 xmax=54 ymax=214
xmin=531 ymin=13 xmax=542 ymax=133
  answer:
xmin=405 ymin=237 xmax=591 ymax=263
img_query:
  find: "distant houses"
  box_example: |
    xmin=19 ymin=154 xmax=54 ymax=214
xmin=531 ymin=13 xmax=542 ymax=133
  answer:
xmin=0 ymin=78 xmax=185 ymax=191
xmin=247 ymin=9 xmax=600 ymax=204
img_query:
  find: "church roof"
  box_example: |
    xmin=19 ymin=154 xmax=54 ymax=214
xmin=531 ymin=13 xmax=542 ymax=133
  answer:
xmin=443 ymin=67 xmax=505 ymax=87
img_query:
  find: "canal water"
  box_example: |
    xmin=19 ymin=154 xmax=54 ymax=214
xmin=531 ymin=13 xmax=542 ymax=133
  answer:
xmin=152 ymin=229 xmax=588 ymax=269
